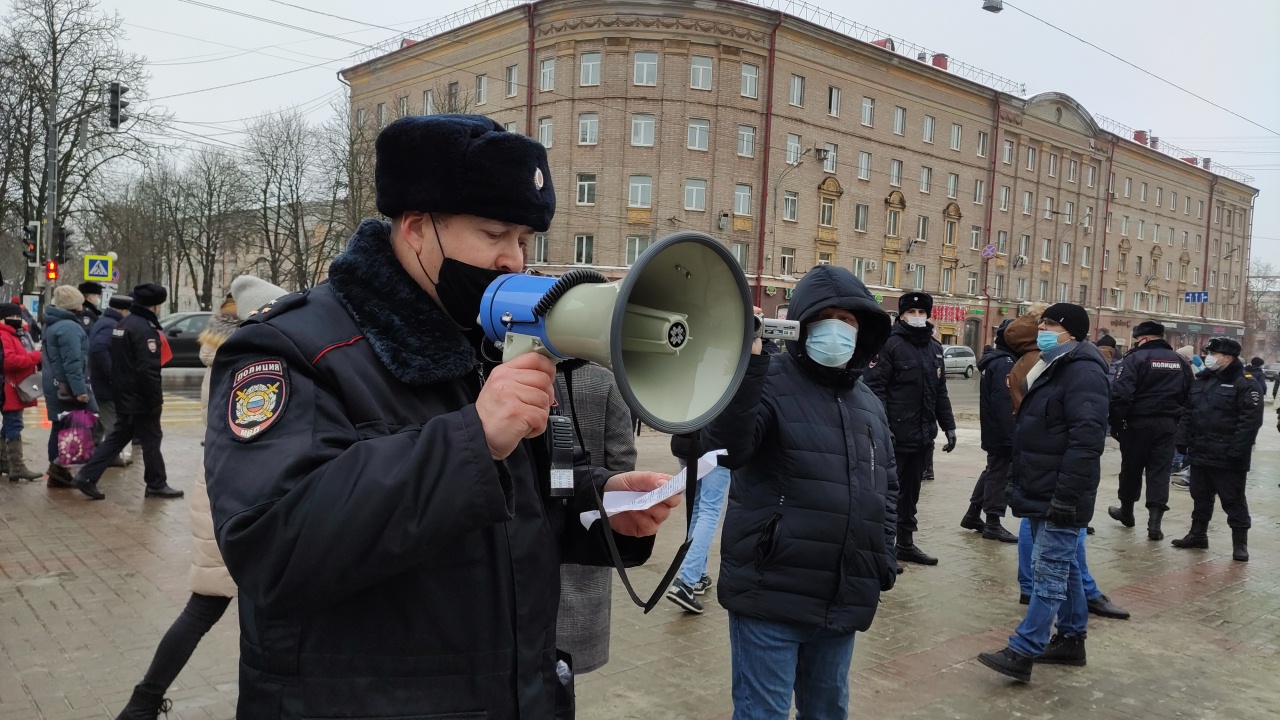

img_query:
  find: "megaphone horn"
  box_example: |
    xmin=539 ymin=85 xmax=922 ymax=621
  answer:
xmin=479 ymin=231 xmax=754 ymax=434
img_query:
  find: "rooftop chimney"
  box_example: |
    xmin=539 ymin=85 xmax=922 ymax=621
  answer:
xmin=917 ymin=51 xmax=927 ymax=62
xmin=1132 ymin=130 xmax=1148 ymax=144
xmin=1202 ymin=158 xmax=1212 ymax=170
xmin=1149 ymin=136 xmax=1160 ymax=150
xmin=931 ymin=53 xmax=950 ymax=70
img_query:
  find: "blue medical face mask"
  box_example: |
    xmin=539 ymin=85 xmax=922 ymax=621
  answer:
xmin=805 ymin=318 xmax=858 ymax=367
xmin=1036 ymin=329 xmax=1066 ymax=353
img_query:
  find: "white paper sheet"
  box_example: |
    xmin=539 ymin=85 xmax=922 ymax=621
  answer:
xmin=579 ymin=450 xmax=724 ymax=529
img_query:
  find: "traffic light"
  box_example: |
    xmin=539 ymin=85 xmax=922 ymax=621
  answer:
xmin=108 ymin=81 xmax=130 ymax=130
xmin=55 ymin=227 xmax=72 ymax=264
xmin=45 ymin=261 xmax=59 ymax=282
xmin=22 ymin=222 xmax=39 ymax=265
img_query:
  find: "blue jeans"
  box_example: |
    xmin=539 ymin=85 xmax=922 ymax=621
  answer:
xmin=1 ymin=410 xmax=23 ymax=441
xmin=729 ymin=613 xmax=855 ymax=720
xmin=1018 ymin=519 xmax=1098 ymax=600
xmin=678 ymin=465 xmax=731 ymax=586
xmin=1009 ymin=520 xmax=1089 ymax=657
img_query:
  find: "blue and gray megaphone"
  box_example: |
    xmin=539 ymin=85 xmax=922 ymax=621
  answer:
xmin=478 ymin=232 xmax=754 ymax=434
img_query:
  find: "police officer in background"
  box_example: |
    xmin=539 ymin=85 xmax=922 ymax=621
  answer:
xmin=865 ymin=291 xmax=956 ymax=566
xmin=961 ymin=318 xmax=1017 ymax=543
xmin=1171 ymin=337 xmax=1264 ymax=561
xmin=205 ymin=115 xmax=678 ymax=720
xmin=78 ymin=281 xmax=103 ymax=330
xmin=1106 ymin=321 xmax=1193 ymax=541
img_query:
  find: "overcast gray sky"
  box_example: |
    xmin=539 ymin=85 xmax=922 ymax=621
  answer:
xmin=100 ymin=0 xmax=1280 ymax=266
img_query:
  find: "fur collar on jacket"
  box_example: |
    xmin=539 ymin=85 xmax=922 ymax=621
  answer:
xmin=198 ymin=311 xmax=240 ymax=351
xmin=327 ymin=219 xmax=477 ymax=386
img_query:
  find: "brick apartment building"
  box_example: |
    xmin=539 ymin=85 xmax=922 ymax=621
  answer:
xmin=340 ymin=0 xmax=1258 ymax=352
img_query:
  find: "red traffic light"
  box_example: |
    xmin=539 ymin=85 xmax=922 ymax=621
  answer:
xmin=45 ymin=260 xmax=58 ymax=281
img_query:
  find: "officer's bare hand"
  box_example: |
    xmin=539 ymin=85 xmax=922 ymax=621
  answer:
xmin=75 ymin=394 xmax=89 ymax=403
xmin=477 ymin=353 xmax=556 ymax=460
xmin=603 ymin=471 xmax=681 ymax=536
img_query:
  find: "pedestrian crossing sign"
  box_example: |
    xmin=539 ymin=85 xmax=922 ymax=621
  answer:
xmin=84 ymin=255 xmax=113 ymax=282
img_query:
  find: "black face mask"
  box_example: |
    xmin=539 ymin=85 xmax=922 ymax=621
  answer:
xmin=3 ymin=318 xmax=22 ymax=330
xmin=418 ymin=214 xmax=508 ymax=331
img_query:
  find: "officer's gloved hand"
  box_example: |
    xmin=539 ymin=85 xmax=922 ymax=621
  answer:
xmin=1047 ymin=498 xmax=1076 ymax=527
xmin=942 ymin=430 xmax=957 ymax=453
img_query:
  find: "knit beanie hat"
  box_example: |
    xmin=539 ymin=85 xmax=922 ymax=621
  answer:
xmin=52 ymin=285 xmax=85 ymax=311
xmin=0 ymin=303 xmax=21 ymax=319
xmin=230 ymin=275 xmax=291 ymax=321
xmin=1041 ymin=302 xmax=1090 ymax=342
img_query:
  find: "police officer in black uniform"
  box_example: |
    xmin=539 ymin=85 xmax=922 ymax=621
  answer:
xmin=78 ymin=281 xmax=103 ymax=330
xmin=204 ymin=115 xmax=678 ymax=720
xmin=865 ymin=291 xmax=956 ymax=566
xmin=1106 ymin=320 xmax=1193 ymax=540
xmin=1171 ymin=337 xmax=1264 ymax=561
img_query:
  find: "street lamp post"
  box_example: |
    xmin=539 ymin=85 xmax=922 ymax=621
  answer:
xmin=768 ymin=148 xmax=811 ymax=283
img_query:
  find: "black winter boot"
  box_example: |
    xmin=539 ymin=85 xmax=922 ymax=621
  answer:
xmin=1171 ymin=521 xmax=1209 ymax=549
xmin=1035 ymin=633 xmax=1087 ymax=666
xmin=982 ymin=515 xmax=1018 ymax=543
xmin=1231 ymin=528 xmax=1249 ymax=562
xmin=896 ymin=532 xmax=939 ymax=566
xmin=960 ymin=503 xmax=984 ymax=531
xmin=977 ymin=646 xmax=1032 ymax=682
xmin=115 ymin=686 xmax=171 ymax=720
xmin=1108 ymin=501 xmax=1136 ymax=527
xmin=1147 ymin=508 xmax=1165 ymax=541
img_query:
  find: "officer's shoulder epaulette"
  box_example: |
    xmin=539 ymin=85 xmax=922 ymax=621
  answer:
xmin=242 ymin=289 xmax=310 ymax=325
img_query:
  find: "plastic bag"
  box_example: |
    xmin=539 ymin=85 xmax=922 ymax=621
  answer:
xmin=58 ymin=409 xmax=97 ymax=466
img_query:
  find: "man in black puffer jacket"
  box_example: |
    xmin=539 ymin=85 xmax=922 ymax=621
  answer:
xmin=864 ymin=292 xmax=956 ymax=565
xmin=704 ymin=265 xmax=897 ymax=719
xmin=961 ymin=319 xmax=1017 ymax=543
xmin=979 ymin=303 xmax=1109 ymax=683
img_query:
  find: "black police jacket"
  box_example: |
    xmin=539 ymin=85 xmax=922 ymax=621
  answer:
xmin=978 ymin=346 xmax=1016 ymax=454
xmin=1176 ymin=358 xmax=1265 ymax=471
xmin=109 ymin=306 xmax=163 ymax=415
xmin=1007 ymin=342 xmax=1109 ymax=527
xmin=863 ymin=321 xmax=956 ymax=451
xmin=1109 ymin=339 xmax=1193 ymax=427
xmin=87 ymin=308 xmax=124 ymax=402
xmin=205 ymin=221 xmax=652 ymax=720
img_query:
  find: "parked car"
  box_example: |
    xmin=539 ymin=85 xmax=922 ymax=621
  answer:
xmin=942 ymin=345 xmax=978 ymax=378
xmin=1264 ymin=362 xmax=1280 ymax=381
xmin=159 ymin=311 xmax=212 ymax=368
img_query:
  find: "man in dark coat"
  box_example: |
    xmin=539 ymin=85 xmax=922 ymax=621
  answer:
xmin=961 ymin=318 xmax=1017 ymax=542
xmin=1171 ymin=337 xmax=1264 ymax=561
xmin=1245 ymin=357 xmax=1268 ymax=395
xmin=979 ymin=303 xmax=1109 ymax=682
xmin=78 ymin=281 xmax=103 ymax=330
xmin=703 ymin=264 xmax=897 ymax=719
xmin=203 ymin=115 xmax=675 ymax=720
xmin=1105 ymin=320 xmax=1193 ymax=540
xmin=87 ymin=294 xmax=133 ymax=466
xmin=864 ymin=291 xmax=956 ymax=565
xmin=72 ymin=284 xmax=182 ymax=501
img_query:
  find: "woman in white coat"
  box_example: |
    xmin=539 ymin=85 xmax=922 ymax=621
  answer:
xmin=116 ymin=276 xmax=289 ymax=720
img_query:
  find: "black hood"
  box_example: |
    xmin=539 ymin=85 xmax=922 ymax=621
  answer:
xmin=978 ymin=346 xmax=1015 ymax=371
xmin=784 ymin=265 xmax=891 ymax=369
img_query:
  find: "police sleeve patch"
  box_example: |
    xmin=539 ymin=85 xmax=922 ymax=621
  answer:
xmin=228 ymin=359 xmax=289 ymax=441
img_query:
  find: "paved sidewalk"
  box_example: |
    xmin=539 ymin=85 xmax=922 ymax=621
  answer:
xmin=2 ymin=416 xmax=1277 ymax=719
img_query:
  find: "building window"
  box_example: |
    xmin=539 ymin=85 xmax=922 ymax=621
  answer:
xmin=1019 ymin=234 xmax=1030 ymax=256
xmin=1059 ymin=283 xmax=1069 ymax=302
xmin=578 ymin=113 xmax=599 ymax=145
xmin=1170 ymin=191 xmax=1177 ymax=210
xmin=738 ymin=125 xmax=755 ymax=157
xmin=399 ymin=96 xmax=408 ymax=116
xmin=1140 ymin=182 xmax=1148 ymax=202
xmin=996 ymin=229 xmax=1007 ymax=254
xmin=1022 ymin=190 xmax=1033 ymax=215
xmin=942 ymin=267 xmax=954 ymax=293
xmin=1017 ymin=277 xmax=1027 ymax=300
xmin=505 ymin=65 xmax=519 ymax=97
xmin=1039 ymin=280 xmax=1049 ymax=301
xmin=631 ymin=114 xmax=655 ymax=146
xmin=890 ymin=159 xmax=903 ymax=187
xmin=1081 ymin=245 xmax=1092 ymax=267
xmin=1180 ymin=263 xmax=1188 ymax=282
xmin=820 ymin=197 xmax=835 ymax=227
xmin=788 ymin=74 xmax=805 ymax=106
xmin=973 ymin=179 xmax=985 ymax=204
xmin=999 ymin=186 xmax=1011 ymax=211
xmin=687 ymin=118 xmax=710 ymax=151
xmin=741 ymin=63 xmax=759 ymax=98
xmin=1119 ymin=253 xmax=1127 ymax=273
xmin=1086 ymin=163 xmax=1097 ymax=187
xmin=977 ymin=130 xmax=989 ymax=157
xmin=422 ymin=90 xmax=434 ymax=115
xmin=786 ymin=133 xmax=802 ymax=164
xmin=574 ymin=234 xmax=594 ymax=264
xmin=634 ymin=51 xmax=657 ymax=85
xmin=1156 ymin=187 xmax=1163 ymax=206
xmin=690 ymin=55 xmax=713 ymax=90
xmin=780 ymin=247 xmax=796 ymax=276
xmin=376 ymin=102 xmax=386 ymax=126
xmin=893 ymin=106 xmax=906 ymax=135
xmin=911 ymin=264 xmax=926 ymax=291
xmin=1026 ymin=146 xmax=1037 ymax=171
xmin=576 ymin=174 xmax=596 ymax=205
xmin=580 ymin=52 xmax=601 ymax=86
xmin=1047 ymin=153 xmax=1058 ymax=177
xmin=1041 ymin=238 xmax=1051 ymax=261
xmin=626 ymin=235 xmax=650 ymax=265
xmin=1079 ymin=284 xmax=1088 ymax=304
xmin=1197 ymin=200 xmax=1204 ymax=218
xmin=1121 ymin=215 xmax=1129 ymax=235
xmin=532 ymin=234 xmax=548 ymax=264
xmin=537 ymin=117 xmax=553 ymax=147
xmin=855 ymin=203 xmax=869 ymax=232
xmin=628 ymin=175 xmax=652 ymax=207
xmin=852 ymin=257 xmax=866 ymax=280
xmin=475 ymin=74 xmax=487 ymax=105
xmin=861 ymin=96 xmax=874 ymax=126
xmin=684 ymin=179 xmax=706 ymax=210
xmin=1123 ymin=177 xmax=1132 ymax=198
xmin=447 ymin=82 xmax=459 ymax=111
xmin=1043 ymin=196 xmax=1055 ymax=220
xmin=887 ymin=209 xmax=901 ymax=237
xmin=503 ymin=122 xmax=516 ymax=132
xmin=1064 ymin=201 xmax=1074 ymax=224
xmin=1068 ymin=158 xmax=1078 ymax=182
xmin=1184 ymin=196 xmax=1190 ymax=215
xmin=356 ymin=107 xmax=367 ymax=127
xmin=916 ymin=215 xmax=930 ymax=242
xmin=993 ymin=273 xmax=1004 ymax=297
xmin=734 ymin=184 xmax=752 ymax=216
xmin=917 ymin=166 xmax=931 ymax=193
xmin=1165 ymin=261 xmax=1172 ymax=280
xmin=828 ymin=86 xmax=841 ymax=116
xmin=732 ymin=242 xmax=750 ymax=267
xmin=540 ymin=57 xmax=555 ymax=91
xmin=823 ymin=143 xmax=837 ymax=173
xmin=782 ymin=191 xmax=798 ymax=222
xmin=922 ymin=115 xmax=935 ymax=143
xmin=1137 ymin=219 xmax=1145 ymax=240
xmin=945 ymin=220 xmax=958 ymax=246
xmin=1103 ymin=249 xmax=1111 ymax=269
xmin=814 ymin=252 xmax=831 ymax=266
xmin=947 ymin=173 xmax=959 ymax=199
xmin=1192 ymin=267 xmax=1199 ymax=285
xmin=971 ymin=225 xmax=982 ymax=250
xmin=950 ymin=123 xmax=962 ymax=151
xmin=1002 ymin=139 xmax=1014 ymax=164
xmin=968 ymin=272 xmax=979 ymax=295
xmin=858 ymin=151 xmax=872 ymax=180
xmin=1182 ymin=230 xmax=1189 ymax=248
xmin=884 ymin=260 xmax=898 ymax=287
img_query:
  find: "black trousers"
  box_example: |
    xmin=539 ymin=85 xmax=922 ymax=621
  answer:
xmin=78 ymin=410 xmax=167 ymax=488
xmin=969 ymin=452 xmax=1010 ymax=516
xmin=1117 ymin=416 xmax=1176 ymax=511
xmin=895 ymin=448 xmax=929 ymax=538
xmin=1189 ymin=465 xmax=1251 ymax=529
xmin=137 ymin=593 xmax=233 ymax=695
